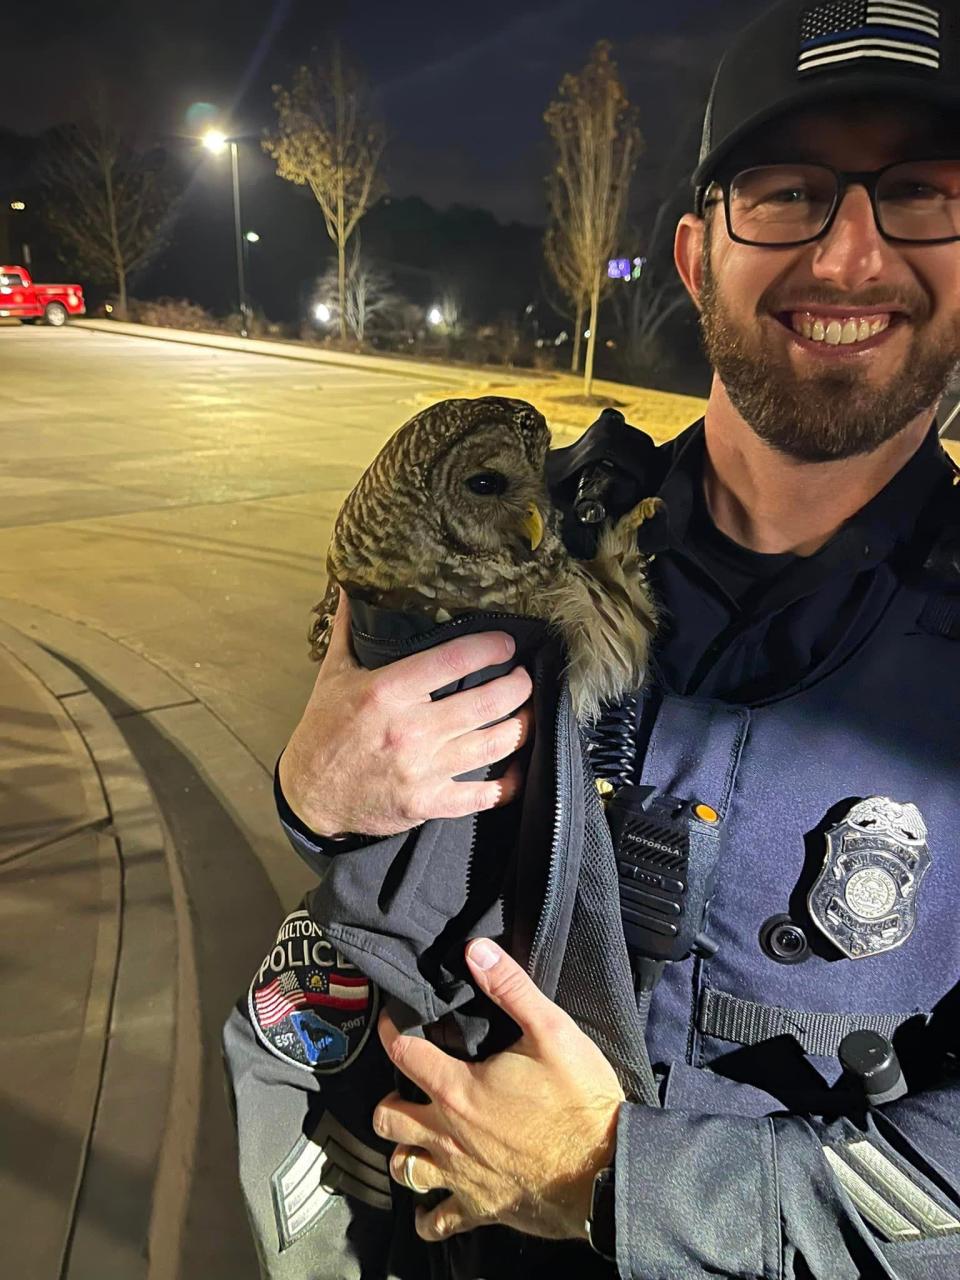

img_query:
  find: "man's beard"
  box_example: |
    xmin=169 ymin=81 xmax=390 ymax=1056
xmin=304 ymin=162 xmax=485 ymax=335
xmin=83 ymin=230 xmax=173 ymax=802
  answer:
xmin=698 ymin=242 xmax=960 ymax=462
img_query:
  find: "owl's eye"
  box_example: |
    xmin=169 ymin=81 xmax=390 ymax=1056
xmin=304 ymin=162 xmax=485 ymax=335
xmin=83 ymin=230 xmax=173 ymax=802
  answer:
xmin=465 ymin=471 xmax=508 ymax=496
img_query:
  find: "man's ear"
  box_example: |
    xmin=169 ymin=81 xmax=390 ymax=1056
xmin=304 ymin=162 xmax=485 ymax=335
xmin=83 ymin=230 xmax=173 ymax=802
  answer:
xmin=675 ymin=213 xmax=707 ymax=312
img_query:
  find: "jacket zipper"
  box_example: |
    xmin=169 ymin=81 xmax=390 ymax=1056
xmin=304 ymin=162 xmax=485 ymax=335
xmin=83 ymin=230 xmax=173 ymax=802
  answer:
xmin=528 ymin=672 xmax=573 ymax=983
xmin=451 ymin=612 xmax=543 ymax=910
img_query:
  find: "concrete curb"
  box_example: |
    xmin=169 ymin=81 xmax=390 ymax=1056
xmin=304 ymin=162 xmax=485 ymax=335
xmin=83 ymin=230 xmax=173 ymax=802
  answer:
xmin=0 ymin=601 xmax=317 ymax=1277
xmin=0 ymin=619 xmax=191 ymax=1280
xmin=73 ymin=317 xmax=525 ymax=386
xmin=0 ymin=598 xmax=315 ymax=910
xmin=70 ymin=318 xmax=609 ymax=442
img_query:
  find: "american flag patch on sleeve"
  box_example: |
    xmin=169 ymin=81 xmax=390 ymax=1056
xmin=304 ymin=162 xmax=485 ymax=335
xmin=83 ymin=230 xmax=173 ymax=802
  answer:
xmin=798 ymin=0 xmax=941 ymax=74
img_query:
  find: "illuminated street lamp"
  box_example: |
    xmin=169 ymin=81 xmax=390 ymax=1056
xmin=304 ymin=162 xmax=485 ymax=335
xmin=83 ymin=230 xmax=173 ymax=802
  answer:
xmin=9 ymin=200 xmax=30 ymax=265
xmin=427 ymin=306 xmax=443 ymax=327
xmin=244 ymin=230 xmax=260 ymax=243
xmin=201 ymin=128 xmax=249 ymax=337
xmin=202 ymin=130 xmax=228 ymax=155
xmin=314 ymin=303 xmax=331 ymax=324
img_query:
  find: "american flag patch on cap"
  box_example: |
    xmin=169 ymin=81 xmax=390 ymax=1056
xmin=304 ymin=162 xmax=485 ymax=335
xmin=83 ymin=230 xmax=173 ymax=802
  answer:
xmin=798 ymin=0 xmax=941 ymax=74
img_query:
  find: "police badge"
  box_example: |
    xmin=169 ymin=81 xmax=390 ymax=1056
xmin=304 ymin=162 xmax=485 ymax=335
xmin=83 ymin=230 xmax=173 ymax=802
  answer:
xmin=807 ymin=797 xmax=931 ymax=959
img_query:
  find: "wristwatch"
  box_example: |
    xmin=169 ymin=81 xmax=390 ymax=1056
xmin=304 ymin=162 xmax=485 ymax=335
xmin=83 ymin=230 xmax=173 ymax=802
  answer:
xmin=586 ymin=1165 xmax=616 ymax=1262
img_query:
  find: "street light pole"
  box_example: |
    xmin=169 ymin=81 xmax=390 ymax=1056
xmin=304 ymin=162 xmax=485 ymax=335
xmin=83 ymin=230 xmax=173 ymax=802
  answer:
xmin=230 ymin=141 xmax=248 ymax=338
xmin=202 ymin=130 xmax=249 ymax=337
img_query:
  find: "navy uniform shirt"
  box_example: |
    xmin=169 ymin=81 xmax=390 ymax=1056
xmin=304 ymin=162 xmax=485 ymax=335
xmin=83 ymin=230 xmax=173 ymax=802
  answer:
xmin=643 ymin=418 xmax=954 ymax=703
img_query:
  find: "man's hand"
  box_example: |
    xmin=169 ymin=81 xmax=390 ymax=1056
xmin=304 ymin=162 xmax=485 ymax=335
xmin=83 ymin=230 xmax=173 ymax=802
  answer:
xmin=373 ymin=938 xmax=625 ymax=1243
xmin=279 ymin=590 xmax=533 ymax=837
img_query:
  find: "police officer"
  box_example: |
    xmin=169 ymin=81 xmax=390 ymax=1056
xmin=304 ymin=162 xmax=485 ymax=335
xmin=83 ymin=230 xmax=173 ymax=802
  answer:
xmin=226 ymin=1 xmax=960 ymax=1275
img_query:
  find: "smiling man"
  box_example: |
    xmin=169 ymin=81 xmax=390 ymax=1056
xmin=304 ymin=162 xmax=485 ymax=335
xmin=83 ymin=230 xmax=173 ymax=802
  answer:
xmin=696 ymin=103 xmax=960 ymax=459
xmin=224 ymin=2 xmax=960 ymax=1277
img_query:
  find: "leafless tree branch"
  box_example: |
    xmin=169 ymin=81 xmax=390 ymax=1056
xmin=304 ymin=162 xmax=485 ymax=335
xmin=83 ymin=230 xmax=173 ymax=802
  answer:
xmin=314 ymin=242 xmax=401 ymax=344
xmin=39 ymin=91 xmax=174 ymax=317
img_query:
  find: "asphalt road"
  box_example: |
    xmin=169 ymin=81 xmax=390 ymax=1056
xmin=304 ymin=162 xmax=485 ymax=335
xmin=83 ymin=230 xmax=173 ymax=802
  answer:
xmin=0 ymin=323 xmax=481 ymax=1278
xmin=0 ymin=324 xmax=467 ymax=770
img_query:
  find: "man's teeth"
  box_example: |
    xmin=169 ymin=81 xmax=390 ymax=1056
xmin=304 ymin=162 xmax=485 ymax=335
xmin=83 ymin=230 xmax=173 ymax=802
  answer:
xmin=789 ymin=313 xmax=893 ymax=345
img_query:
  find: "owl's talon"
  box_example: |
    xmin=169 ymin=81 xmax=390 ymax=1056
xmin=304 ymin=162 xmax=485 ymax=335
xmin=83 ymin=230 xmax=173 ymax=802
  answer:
xmin=623 ymin=496 xmax=665 ymax=530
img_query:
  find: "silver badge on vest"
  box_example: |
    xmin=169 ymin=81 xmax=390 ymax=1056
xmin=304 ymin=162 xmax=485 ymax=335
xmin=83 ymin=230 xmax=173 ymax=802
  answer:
xmin=807 ymin=797 xmax=931 ymax=959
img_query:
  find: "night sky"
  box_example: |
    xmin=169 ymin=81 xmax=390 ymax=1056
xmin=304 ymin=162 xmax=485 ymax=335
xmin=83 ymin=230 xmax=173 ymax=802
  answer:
xmin=5 ymin=0 xmax=773 ymax=224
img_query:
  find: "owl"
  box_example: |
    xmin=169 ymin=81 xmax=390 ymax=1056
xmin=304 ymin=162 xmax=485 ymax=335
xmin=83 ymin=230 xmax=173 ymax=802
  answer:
xmin=308 ymin=396 xmax=659 ymax=723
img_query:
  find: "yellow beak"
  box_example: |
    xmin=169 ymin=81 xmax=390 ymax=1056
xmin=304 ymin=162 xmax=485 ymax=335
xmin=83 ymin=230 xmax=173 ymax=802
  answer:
xmin=521 ymin=503 xmax=544 ymax=551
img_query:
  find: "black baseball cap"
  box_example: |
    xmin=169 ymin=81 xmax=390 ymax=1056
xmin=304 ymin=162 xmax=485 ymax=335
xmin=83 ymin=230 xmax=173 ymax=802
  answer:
xmin=693 ymin=0 xmax=960 ymax=212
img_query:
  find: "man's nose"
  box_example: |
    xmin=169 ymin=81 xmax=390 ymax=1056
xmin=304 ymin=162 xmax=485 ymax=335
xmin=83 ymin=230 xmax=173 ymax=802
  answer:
xmin=810 ymin=184 xmax=886 ymax=291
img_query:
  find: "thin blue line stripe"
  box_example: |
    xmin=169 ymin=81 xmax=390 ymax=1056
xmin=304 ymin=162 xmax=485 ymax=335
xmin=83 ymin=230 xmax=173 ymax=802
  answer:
xmin=801 ymin=24 xmax=940 ymax=49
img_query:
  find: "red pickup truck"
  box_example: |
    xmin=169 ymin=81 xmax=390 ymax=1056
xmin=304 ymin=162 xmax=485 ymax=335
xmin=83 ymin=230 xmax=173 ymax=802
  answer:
xmin=0 ymin=265 xmax=85 ymax=326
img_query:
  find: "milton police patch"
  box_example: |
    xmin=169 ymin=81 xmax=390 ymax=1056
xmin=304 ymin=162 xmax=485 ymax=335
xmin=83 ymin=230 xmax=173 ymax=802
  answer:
xmin=248 ymin=909 xmax=378 ymax=1073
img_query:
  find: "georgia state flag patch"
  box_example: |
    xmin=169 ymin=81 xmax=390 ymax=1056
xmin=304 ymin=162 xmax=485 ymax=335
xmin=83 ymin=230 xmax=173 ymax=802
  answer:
xmin=248 ymin=909 xmax=379 ymax=1074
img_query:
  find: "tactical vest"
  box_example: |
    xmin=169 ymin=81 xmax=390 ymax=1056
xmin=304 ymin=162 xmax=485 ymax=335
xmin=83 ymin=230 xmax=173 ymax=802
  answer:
xmin=550 ymin=415 xmax=960 ymax=1113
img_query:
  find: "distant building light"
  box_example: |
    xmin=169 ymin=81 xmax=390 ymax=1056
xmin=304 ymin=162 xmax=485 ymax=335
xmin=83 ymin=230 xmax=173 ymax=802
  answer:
xmin=607 ymin=258 xmax=631 ymax=280
xmin=245 ymin=230 xmax=260 ymax=243
xmin=314 ymin=303 xmax=331 ymax=323
xmin=10 ymin=201 xmax=26 ymax=211
xmin=428 ymin=306 xmax=443 ymax=326
xmin=555 ymin=330 xmax=568 ymax=346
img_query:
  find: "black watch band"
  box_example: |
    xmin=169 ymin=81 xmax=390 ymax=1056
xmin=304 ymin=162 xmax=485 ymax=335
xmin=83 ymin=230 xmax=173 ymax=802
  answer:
xmin=273 ymin=754 xmax=374 ymax=853
xmin=586 ymin=1166 xmax=616 ymax=1262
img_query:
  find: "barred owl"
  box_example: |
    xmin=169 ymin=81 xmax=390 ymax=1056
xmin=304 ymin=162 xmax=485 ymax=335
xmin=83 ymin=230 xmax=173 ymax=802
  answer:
xmin=309 ymin=396 xmax=658 ymax=723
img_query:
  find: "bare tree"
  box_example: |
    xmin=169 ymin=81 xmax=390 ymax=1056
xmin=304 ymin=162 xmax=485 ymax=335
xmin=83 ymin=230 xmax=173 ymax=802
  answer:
xmin=625 ymin=269 xmax=688 ymax=379
xmin=40 ymin=102 xmax=172 ymax=317
xmin=265 ymin=45 xmax=385 ymax=341
xmin=623 ymin=196 xmax=689 ymax=382
xmin=544 ymin=42 xmax=642 ymax=396
xmin=314 ymin=243 xmax=399 ymax=343
xmin=544 ymin=199 xmax=589 ymax=374
xmin=344 ymin=250 xmax=397 ymax=344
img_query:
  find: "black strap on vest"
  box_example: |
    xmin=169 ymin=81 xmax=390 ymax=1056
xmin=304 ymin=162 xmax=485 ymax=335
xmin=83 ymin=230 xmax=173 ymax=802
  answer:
xmin=698 ymin=987 xmax=915 ymax=1058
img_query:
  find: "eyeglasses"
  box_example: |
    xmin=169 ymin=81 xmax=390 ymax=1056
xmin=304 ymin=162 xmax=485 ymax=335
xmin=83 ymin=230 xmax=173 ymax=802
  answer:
xmin=704 ymin=160 xmax=960 ymax=247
